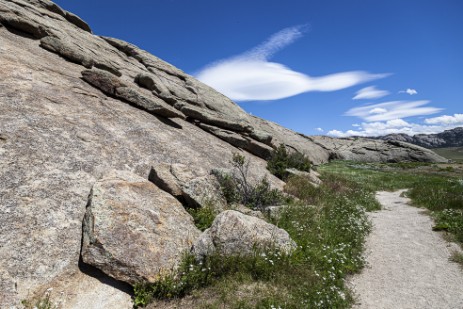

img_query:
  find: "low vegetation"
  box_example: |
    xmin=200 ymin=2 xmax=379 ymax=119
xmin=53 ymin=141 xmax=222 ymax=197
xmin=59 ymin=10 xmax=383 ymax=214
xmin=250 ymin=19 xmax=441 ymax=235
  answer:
xmin=215 ymin=153 xmax=287 ymax=211
xmin=433 ymin=146 xmax=463 ymax=163
xmin=267 ymin=144 xmax=312 ymax=180
xmin=319 ymin=161 xmax=463 ymax=245
xmin=134 ymin=157 xmax=462 ymax=308
xmin=22 ymin=290 xmax=55 ymax=309
xmin=134 ymin=158 xmax=374 ymax=308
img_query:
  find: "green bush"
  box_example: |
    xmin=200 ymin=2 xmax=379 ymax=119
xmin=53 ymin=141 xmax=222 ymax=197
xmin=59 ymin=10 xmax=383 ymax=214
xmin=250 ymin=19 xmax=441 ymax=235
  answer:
xmin=267 ymin=144 xmax=312 ymax=180
xmin=215 ymin=153 xmax=286 ymax=210
xmin=188 ymin=203 xmax=217 ymax=231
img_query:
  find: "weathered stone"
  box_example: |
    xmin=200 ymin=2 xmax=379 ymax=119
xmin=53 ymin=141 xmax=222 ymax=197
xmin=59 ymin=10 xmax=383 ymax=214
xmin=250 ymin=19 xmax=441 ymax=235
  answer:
xmin=249 ymin=129 xmax=273 ymax=146
xmin=0 ymin=1 xmax=48 ymax=38
xmin=199 ymin=123 xmax=273 ymax=159
xmin=251 ymin=116 xmax=332 ymax=164
xmin=176 ymin=103 xmax=253 ymax=133
xmin=94 ymin=61 xmax=122 ymax=77
xmin=308 ymin=135 xmax=448 ymax=163
xmin=115 ymin=86 xmax=185 ymax=119
xmin=243 ymin=136 xmax=273 ymax=160
xmin=40 ymin=35 xmax=94 ymax=68
xmin=81 ymin=170 xmax=201 ymax=284
xmin=64 ymin=11 xmax=92 ymax=33
xmin=0 ymin=1 xmax=449 ymax=307
xmin=135 ymin=72 xmax=177 ymax=104
xmin=149 ymin=163 xmax=184 ymax=199
xmin=149 ymin=163 xmax=225 ymax=210
xmin=229 ymin=204 xmax=265 ymax=219
xmin=378 ymin=127 xmax=463 ymax=148
xmin=199 ymin=123 xmax=248 ymax=148
xmin=81 ymin=68 xmax=126 ymax=95
xmin=192 ymin=210 xmax=296 ymax=258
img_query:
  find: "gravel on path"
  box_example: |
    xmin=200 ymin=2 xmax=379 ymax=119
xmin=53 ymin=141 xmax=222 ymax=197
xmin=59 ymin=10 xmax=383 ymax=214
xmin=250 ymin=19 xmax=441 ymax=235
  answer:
xmin=349 ymin=190 xmax=463 ymax=309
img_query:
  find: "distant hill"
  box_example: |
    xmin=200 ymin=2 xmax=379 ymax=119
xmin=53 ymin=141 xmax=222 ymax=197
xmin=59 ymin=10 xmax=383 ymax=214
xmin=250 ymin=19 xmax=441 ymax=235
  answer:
xmin=378 ymin=127 xmax=463 ymax=148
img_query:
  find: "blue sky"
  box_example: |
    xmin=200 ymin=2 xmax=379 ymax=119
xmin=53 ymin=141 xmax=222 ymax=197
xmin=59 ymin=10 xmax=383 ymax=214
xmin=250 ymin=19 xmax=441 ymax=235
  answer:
xmin=54 ymin=0 xmax=463 ymax=136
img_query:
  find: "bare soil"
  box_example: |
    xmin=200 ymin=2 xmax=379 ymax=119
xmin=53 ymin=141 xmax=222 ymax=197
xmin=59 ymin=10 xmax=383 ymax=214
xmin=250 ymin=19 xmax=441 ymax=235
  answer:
xmin=349 ymin=190 xmax=463 ymax=309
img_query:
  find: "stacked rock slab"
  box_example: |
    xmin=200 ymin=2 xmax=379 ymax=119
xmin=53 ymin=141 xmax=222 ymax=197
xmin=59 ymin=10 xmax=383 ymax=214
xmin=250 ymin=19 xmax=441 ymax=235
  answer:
xmin=0 ymin=0 xmax=448 ymax=308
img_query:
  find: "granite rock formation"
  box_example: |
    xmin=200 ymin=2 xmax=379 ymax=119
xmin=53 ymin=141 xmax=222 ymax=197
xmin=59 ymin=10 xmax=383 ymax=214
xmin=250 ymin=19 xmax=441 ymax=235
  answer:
xmin=0 ymin=0 xmax=448 ymax=307
xmin=378 ymin=127 xmax=463 ymax=149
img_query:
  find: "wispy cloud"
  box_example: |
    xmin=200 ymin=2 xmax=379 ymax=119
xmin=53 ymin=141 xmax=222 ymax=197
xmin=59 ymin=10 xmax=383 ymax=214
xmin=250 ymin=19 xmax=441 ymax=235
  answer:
xmin=345 ymin=100 xmax=442 ymax=122
xmin=424 ymin=113 xmax=463 ymax=125
xmin=352 ymin=86 xmax=389 ymax=100
xmin=315 ymin=127 xmax=324 ymax=132
xmin=399 ymin=88 xmax=418 ymax=95
xmin=196 ymin=26 xmax=388 ymax=101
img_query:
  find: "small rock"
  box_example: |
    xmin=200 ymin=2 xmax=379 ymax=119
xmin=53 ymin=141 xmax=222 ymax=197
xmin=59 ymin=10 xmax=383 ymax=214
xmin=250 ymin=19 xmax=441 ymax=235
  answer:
xmin=230 ymin=204 xmax=265 ymax=219
xmin=192 ymin=210 xmax=296 ymax=258
xmin=81 ymin=170 xmax=201 ymax=284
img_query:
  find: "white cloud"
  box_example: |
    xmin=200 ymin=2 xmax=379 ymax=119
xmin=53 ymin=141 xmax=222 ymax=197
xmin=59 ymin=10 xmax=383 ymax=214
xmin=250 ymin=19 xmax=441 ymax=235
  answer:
xmin=196 ymin=26 xmax=389 ymax=101
xmin=399 ymin=88 xmax=418 ymax=95
xmin=424 ymin=113 xmax=463 ymax=125
xmin=345 ymin=100 xmax=442 ymax=122
xmin=327 ymin=118 xmax=462 ymax=138
xmin=369 ymin=107 xmax=388 ymax=114
xmin=315 ymin=127 xmax=324 ymax=132
xmin=353 ymin=86 xmax=390 ymax=100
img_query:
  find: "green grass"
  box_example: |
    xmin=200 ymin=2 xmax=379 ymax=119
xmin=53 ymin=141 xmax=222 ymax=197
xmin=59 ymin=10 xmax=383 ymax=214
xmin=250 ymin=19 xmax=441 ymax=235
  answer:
xmin=319 ymin=161 xmax=463 ymax=244
xmin=433 ymin=147 xmax=463 ymax=163
xmin=135 ymin=160 xmax=462 ymax=308
xmin=134 ymin=171 xmax=374 ymax=308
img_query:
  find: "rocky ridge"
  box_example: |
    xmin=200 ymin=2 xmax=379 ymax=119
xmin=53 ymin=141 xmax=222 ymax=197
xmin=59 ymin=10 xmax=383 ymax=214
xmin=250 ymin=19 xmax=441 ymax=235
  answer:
xmin=0 ymin=0 xmax=448 ymax=308
xmin=377 ymin=127 xmax=463 ymax=149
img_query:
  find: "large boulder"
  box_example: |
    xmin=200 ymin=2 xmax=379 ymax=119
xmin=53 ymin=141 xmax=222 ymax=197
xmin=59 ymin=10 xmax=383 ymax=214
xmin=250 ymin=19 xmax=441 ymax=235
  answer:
xmin=81 ymin=170 xmax=201 ymax=284
xmin=192 ymin=210 xmax=296 ymax=258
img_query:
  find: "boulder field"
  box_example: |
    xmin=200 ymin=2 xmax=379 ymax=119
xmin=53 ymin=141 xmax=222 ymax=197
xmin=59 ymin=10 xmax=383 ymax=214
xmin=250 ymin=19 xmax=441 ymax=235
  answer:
xmin=0 ymin=0 xmax=448 ymax=307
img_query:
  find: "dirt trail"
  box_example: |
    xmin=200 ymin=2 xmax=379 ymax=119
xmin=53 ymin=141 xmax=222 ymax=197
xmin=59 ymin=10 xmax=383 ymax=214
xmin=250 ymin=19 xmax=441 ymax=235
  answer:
xmin=349 ymin=190 xmax=463 ymax=309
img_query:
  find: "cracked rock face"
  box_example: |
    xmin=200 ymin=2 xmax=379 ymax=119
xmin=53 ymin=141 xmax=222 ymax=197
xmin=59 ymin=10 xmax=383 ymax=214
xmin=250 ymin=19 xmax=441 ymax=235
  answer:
xmin=81 ymin=170 xmax=200 ymax=284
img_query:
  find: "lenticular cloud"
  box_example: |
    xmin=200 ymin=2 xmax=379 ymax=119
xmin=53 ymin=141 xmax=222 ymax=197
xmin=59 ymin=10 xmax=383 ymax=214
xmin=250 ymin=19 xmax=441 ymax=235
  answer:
xmin=196 ymin=26 xmax=388 ymax=101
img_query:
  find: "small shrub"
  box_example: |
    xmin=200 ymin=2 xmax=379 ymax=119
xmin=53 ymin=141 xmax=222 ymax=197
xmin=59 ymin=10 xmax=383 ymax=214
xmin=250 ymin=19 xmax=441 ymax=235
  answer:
xmin=267 ymin=144 xmax=312 ymax=180
xmin=450 ymin=251 xmax=463 ymax=268
xmin=215 ymin=153 xmax=285 ymax=210
xmin=188 ymin=203 xmax=217 ymax=231
xmin=22 ymin=290 xmax=56 ymax=309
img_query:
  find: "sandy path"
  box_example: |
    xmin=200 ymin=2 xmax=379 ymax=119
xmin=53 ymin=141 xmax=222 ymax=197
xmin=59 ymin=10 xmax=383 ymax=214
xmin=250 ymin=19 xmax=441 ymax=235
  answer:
xmin=349 ymin=190 xmax=463 ymax=309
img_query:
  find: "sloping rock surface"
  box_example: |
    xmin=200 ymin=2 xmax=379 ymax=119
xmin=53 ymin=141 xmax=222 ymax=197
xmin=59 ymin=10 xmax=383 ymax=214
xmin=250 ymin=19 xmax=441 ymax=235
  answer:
xmin=0 ymin=0 xmax=448 ymax=307
xmin=81 ymin=170 xmax=200 ymax=284
xmin=192 ymin=210 xmax=296 ymax=258
xmin=378 ymin=127 xmax=463 ymax=148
